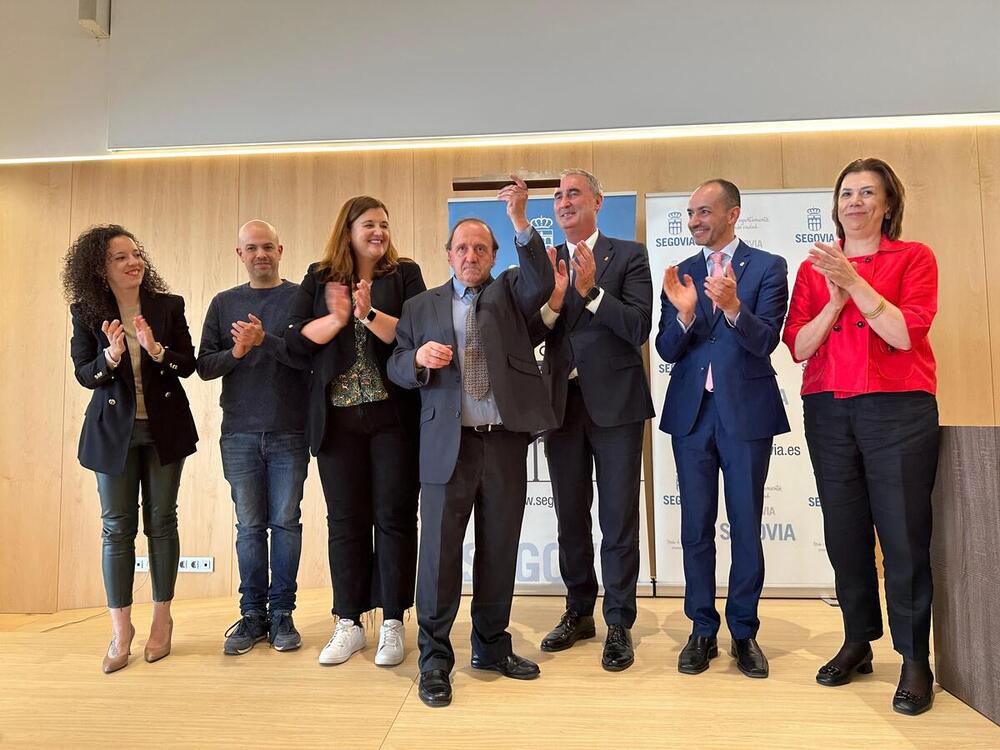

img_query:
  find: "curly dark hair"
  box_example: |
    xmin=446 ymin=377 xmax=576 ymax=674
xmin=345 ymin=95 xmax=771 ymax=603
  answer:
xmin=61 ymin=224 xmax=170 ymax=329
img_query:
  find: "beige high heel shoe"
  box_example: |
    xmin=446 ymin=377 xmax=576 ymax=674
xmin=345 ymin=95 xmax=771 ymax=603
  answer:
xmin=144 ymin=619 xmax=173 ymax=663
xmin=102 ymin=624 xmax=135 ymax=674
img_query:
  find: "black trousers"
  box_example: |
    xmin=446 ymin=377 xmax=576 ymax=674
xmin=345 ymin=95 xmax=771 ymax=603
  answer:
xmin=546 ymin=380 xmax=644 ymax=627
xmin=95 ymin=420 xmax=183 ymax=608
xmin=803 ymin=391 xmax=939 ymax=659
xmin=416 ymin=429 xmax=530 ymax=673
xmin=316 ymin=400 xmax=419 ymax=620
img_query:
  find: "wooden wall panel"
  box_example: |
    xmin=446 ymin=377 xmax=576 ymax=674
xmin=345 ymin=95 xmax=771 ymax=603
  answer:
xmin=413 ymin=144 xmax=594 ymax=287
xmin=594 ymin=134 xmax=785 ymax=242
xmin=3 ymin=124 xmax=1000 ymax=613
xmin=58 ymin=157 xmax=240 ymax=610
xmin=237 ymin=150 xmax=416 ymax=594
xmin=0 ymin=165 xmax=72 ymax=613
xmin=780 ymin=128 xmax=992 ymax=426
xmin=978 ymin=127 xmax=1000 ymax=420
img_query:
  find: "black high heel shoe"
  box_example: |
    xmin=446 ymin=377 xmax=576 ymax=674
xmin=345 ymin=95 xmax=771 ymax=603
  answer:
xmin=816 ymin=643 xmax=874 ymax=687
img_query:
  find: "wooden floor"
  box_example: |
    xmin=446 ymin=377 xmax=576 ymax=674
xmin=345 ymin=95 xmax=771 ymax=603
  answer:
xmin=0 ymin=591 xmax=997 ymax=749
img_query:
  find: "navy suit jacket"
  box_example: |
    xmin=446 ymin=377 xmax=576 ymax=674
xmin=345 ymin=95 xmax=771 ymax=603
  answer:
xmin=655 ymin=241 xmax=790 ymax=441
xmin=388 ymin=229 xmax=557 ymax=485
xmin=530 ymin=233 xmax=655 ymax=428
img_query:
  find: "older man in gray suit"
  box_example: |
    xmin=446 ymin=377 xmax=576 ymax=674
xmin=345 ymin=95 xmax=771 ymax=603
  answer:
xmin=388 ymin=176 xmax=556 ymax=708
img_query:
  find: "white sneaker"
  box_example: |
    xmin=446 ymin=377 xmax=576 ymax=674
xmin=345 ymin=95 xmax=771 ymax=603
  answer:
xmin=375 ymin=619 xmax=405 ymax=666
xmin=318 ymin=619 xmax=365 ymax=665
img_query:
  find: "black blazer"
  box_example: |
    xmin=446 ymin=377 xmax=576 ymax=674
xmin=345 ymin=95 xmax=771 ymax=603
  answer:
xmin=530 ymin=233 xmax=655 ymax=427
xmin=286 ymin=259 xmax=427 ymax=454
xmin=388 ymin=229 xmax=557 ymax=485
xmin=71 ymin=290 xmax=199 ymax=475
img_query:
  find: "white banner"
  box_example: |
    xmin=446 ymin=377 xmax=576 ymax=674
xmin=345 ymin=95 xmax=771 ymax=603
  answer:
xmin=646 ymin=190 xmax=836 ymax=594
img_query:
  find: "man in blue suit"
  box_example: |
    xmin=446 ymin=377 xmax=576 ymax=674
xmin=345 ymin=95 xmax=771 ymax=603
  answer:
xmin=655 ymin=179 xmax=789 ymax=679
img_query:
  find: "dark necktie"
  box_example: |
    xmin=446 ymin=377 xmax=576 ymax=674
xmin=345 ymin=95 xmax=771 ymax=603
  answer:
xmin=463 ymin=288 xmax=490 ymax=400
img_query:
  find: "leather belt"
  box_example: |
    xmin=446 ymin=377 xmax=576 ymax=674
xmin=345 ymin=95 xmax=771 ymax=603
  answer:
xmin=464 ymin=423 xmax=506 ymax=433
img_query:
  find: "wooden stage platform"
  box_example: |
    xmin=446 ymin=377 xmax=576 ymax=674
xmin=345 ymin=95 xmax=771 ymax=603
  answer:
xmin=0 ymin=591 xmax=996 ymax=748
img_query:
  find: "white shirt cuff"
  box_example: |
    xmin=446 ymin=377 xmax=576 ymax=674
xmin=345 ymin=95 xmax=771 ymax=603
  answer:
xmin=540 ymin=303 xmax=560 ymax=329
xmin=677 ymin=314 xmax=695 ymax=334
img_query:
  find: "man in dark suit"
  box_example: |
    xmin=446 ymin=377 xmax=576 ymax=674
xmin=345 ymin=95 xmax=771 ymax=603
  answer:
xmin=388 ymin=176 xmax=556 ymax=708
xmin=533 ymin=169 xmax=654 ymax=672
xmin=655 ymin=179 xmax=789 ymax=679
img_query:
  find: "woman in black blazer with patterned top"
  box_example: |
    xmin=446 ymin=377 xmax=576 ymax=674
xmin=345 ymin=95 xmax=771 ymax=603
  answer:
xmin=286 ymin=196 xmax=425 ymax=668
xmin=63 ymin=225 xmax=198 ymax=674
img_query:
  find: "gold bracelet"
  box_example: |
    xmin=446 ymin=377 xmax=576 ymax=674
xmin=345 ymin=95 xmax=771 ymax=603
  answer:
xmin=861 ymin=297 xmax=887 ymax=319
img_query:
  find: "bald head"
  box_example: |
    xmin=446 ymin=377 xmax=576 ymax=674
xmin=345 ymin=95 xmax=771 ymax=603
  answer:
xmin=238 ymin=219 xmax=279 ymax=248
xmin=236 ymin=219 xmax=283 ymax=288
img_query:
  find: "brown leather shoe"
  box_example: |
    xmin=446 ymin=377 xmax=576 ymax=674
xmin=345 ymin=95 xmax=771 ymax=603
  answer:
xmin=144 ymin=619 xmax=173 ymax=663
xmin=102 ymin=625 xmax=135 ymax=674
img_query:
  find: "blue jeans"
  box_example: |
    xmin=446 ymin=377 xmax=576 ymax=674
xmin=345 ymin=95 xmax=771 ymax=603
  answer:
xmin=221 ymin=431 xmax=309 ymax=613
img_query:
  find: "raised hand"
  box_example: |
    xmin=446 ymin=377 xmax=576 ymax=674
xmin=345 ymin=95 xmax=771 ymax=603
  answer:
xmin=415 ymin=341 xmax=453 ymax=370
xmin=808 ymin=241 xmax=861 ymax=291
xmin=497 ymin=174 xmax=530 ymax=231
xmin=324 ymin=281 xmax=352 ymax=330
xmin=101 ymin=319 xmax=126 ymax=361
xmin=704 ymin=263 xmax=740 ymax=317
xmin=662 ymin=266 xmax=698 ymax=323
xmin=571 ymin=240 xmax=596 ymax=297
xmin=132 ymin=315 xmax=161 ymax=356
xmin=546 ymin=246 xmax=569 ymax=312
xmin=353 ymin=278 xmax=373 ymax=320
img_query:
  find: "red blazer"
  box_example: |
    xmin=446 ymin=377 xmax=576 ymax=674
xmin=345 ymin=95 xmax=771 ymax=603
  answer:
xmin=783 ymin=237 xmax=937 ymax=398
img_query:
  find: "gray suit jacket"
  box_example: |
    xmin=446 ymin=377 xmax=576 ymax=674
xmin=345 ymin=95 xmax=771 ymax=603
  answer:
xmin=388 ymin=228 xmax=557 ymax=484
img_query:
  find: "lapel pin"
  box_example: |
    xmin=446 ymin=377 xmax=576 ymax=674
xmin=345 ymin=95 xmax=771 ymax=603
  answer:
xmin=739 ymin=261 xmax=745 ymax=267
xmin=603 ymin=256 xmax=609 ymax=262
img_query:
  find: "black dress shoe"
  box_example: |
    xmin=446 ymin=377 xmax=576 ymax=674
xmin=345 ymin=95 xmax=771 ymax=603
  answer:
xmin=816 ymin=644 xmax=874 ymax=687
xmin=540 ymin=609 xmax=596 ymax=652
xmin=893 ymin=659 xmax=934 ymax=716
xmin=893 ymin=687 xmax=934 ymax=716
xmin=730 ymin=637 xmax=769 ymax=678
xmin=471 ymin=652 xmax=540 ymax=680
xmin=678 ymin=634 xmax=718 ymax=675
xmin=418 ymin=669 xmax=452 ymax=707
xmin=601 ymin=625 xmax=634 ymax=672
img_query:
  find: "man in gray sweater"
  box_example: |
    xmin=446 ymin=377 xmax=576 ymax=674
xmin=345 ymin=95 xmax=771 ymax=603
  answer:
xmin=197 ymin=220 xmax=310 ymax=655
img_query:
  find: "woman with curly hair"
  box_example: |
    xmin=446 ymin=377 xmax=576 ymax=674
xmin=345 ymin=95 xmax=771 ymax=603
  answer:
xmin=63 ymin=224 xmax=198 ymax=673
xmin=286 ymin=196 xmax=424 ymax=667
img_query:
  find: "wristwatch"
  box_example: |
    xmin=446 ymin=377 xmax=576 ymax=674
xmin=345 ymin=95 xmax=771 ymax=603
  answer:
xmin=583 ymin=286 xmax=601 ymax=303
xmin=363 ymin=308 xmax=377 ymax=323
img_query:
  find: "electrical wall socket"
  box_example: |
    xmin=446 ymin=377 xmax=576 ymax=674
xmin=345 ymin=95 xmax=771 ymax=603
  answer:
xmin=178 ymin=556 xmax=214 ymax=573
xmin=134 ymin=556 xmax=214 ymax=573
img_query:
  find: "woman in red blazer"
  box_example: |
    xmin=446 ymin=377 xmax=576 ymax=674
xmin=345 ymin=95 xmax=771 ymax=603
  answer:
xmin=783 ymin=158 xmax=939 ymax=716
xmin=64 ymin=225 xmax=198 ymax=673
